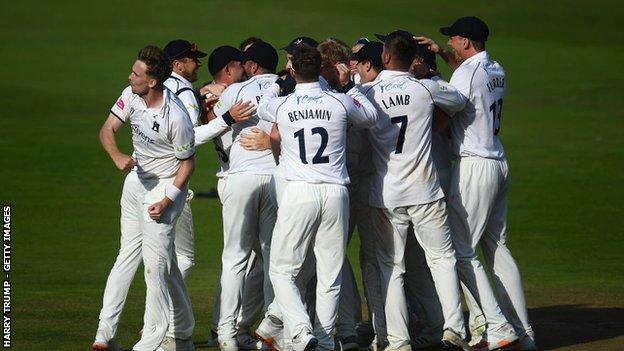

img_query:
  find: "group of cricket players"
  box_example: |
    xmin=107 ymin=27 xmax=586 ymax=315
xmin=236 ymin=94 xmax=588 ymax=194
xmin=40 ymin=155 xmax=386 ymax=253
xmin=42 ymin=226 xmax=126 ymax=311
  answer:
xmin=92 ymin=15 xmax=537 ymax=351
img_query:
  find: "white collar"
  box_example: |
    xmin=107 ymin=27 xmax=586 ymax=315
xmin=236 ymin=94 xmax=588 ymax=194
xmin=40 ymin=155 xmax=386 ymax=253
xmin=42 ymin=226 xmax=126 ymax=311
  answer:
xmin=459 ymin=51 xmax=489 ymax=67
xmin=295 ymin=82 xmax=322 ymax=91
xmin=376 ymin=70 xmax=413 ymax=80
xmin=171 ymin=72 xmax=193 ymax=87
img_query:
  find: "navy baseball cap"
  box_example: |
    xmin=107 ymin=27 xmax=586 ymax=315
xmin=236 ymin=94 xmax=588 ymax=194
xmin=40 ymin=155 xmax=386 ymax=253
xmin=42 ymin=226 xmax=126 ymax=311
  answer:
xmin=440 ymin=16 xmax=489 ymax=42
xmin=350 ymin=41 xmax=383 ymax=67
xmin=164 ymin=39 xmax=207 ymax=61
xmin=354 ymin=37 xmax=370 ymax=46
xmin=374 ymin=30 xmax=415 ymax=43
xmin=208 ymin=46 xmax=245 ymax=76
xmin=244 ymin=41 xmax=279 ymax=72
xmin=281 ymin=36 xmax=318 ymax=54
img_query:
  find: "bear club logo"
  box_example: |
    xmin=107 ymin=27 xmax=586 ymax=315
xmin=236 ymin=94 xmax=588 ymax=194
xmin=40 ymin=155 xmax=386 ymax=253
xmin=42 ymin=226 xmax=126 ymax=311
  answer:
xmin=116 ymin=99 xmax=125 ymax=110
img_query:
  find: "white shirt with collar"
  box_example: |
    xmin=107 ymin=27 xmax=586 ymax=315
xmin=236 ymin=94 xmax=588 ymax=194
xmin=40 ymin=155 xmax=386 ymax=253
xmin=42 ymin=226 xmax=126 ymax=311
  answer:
xmin=258 ymin=81 xmax=377 ymax=185
xmin=364 ymin=70 xmax=466 ymax=208
xmin=449 ymin=51 xmax=506 ymax=159
xmin=213 ymin=73 xmax=279 ymax=175
xmin=110 ymin=86 xmax=195 ymax=179
xmin=164 ymin=72 xmax=201 ymax=127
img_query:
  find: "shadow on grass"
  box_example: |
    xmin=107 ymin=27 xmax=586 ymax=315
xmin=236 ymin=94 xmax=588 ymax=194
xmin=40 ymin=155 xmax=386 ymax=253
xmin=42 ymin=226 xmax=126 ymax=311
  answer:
xmin=185 ymin=304 xmax=624 ymax=350
xmin=530 ymin=304 xmax=624 ymax=349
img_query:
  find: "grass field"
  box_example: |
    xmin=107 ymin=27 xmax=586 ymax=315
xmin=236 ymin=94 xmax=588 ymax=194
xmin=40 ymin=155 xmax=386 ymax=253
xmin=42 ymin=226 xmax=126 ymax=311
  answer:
xmin=2 ymin=0 xmax=624 ymax=350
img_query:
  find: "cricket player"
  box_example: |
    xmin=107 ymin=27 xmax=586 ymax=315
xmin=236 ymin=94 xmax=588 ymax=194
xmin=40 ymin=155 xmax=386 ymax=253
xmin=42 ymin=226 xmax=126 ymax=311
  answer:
xmin=419 ymin=17 xmax=535 ymax=350
xmin=194 ymin=44 xmax=269 ymax=350
xmin=365 ymin=30 xmax=470 ymax=351
xmin=94 ymin=45 xmax=195 ymax=351
xmin=213 ymin=40 xmax=280 ymax=351
xmin=163 ymin=39 xmax=206 ymax=283
xmin=317 ymin=37 xmax=364 ymax=351
xmin=258 ymin=44 xmax=378 ymax=351
xmin=348 ymin=40 xmax=389 ymax=351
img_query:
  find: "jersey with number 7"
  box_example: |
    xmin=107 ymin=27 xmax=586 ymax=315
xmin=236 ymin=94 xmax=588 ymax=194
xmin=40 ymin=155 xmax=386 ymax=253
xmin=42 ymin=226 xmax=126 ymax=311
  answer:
xmin=364 ymin=70 xmax=466 ymax=209
xmin=449 ymin=51 xmax=505 ymax=159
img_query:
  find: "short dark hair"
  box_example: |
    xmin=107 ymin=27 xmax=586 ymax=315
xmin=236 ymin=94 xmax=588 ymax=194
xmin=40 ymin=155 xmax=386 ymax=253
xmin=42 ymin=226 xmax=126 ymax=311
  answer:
xmin=470 ymin=40 xmax=486 ymax=52
xmin=240 ymin=37 xmax=262 ymax=51
xmin=138 ymin=45 xmax=172 ymax=84
xmin=292 ymin=44 xmax=321 ymax=82
xmin=384 ymin=34 xmax=417 ymax=70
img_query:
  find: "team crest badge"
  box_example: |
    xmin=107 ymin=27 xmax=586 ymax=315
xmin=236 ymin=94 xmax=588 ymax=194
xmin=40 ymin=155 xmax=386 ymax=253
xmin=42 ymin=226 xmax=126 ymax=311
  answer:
xmin=152 ymin=121 xmax=160 ymax=132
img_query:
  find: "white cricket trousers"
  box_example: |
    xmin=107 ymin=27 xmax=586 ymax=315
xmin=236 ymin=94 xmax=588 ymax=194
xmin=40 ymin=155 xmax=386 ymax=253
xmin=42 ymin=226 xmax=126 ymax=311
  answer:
xmin=371 ymin=199 xmax=465 ymax=349
xmin=218 ymin=173 xmax=277 ymax=340
xmin=345 ymin=174 xmax=386 ymax=344
xmin=447 ymin=157 xmax=532 ymax=336
xmin=174 ymin=191 xmax=195 ymax=279
xmin=96 ymin=172 xmax=194 ymax=351
xmin=270 ymin=181 xmax=349 ymax=351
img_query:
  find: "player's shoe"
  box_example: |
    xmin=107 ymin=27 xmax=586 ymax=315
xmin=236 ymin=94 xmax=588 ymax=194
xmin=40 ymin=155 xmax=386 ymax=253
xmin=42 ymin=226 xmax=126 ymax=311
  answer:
xmin=411 ymin=333 xmax=435 ymax=349
xmin=255 ymin=315 xmax=284 ymax=350
xmin=336 ymin=335 xmax=359 ymax=351
xmin=92 ymin=339 xmax=123 ymax=351
xmin=219 ymin=338 xmax=239 ymax=351
xmin=157 ymin=336 xmax=195 ymax=351
xmin=207 ymin=329 xmax=219 ymax=348
xmin=237 ymin=332 xmax=262 ymax=350
xmin=440 ymin=329 xmax=471 ymax=351
xmin=292 ymin=330 xmax=318 ymax=351
xmin=501 ymin=330 xmax=536 ymax=351
xmin=472 ymin=324 xmax=518 ymax=351
xmin=469 ymin=314 xmax=487 ymax=346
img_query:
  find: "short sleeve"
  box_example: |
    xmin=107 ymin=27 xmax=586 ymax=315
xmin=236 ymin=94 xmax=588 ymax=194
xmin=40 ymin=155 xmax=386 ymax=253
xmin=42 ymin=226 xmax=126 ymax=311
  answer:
xmin=110 ymin=86 xmax=133 ymax=122
xmin=169 ymin=108 xmax=196 ymax=160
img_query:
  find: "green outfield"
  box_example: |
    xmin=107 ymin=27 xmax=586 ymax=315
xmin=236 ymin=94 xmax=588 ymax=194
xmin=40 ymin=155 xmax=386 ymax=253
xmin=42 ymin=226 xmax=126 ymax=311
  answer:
xmin=2 ymin=0 xmax=623 ymax=350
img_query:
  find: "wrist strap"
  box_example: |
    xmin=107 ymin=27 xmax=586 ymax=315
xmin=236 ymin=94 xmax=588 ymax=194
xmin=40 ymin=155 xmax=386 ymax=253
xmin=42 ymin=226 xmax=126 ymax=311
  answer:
xmin=165 ymin=184 xmax=182 ymax=202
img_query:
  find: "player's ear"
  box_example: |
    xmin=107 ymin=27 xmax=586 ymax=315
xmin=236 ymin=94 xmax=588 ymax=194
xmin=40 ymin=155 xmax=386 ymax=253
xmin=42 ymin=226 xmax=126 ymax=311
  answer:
xmin=147 ymin=77 xmax=158 ymax=89
xmin=462 ymin=37 xmax=471 ymax=50
xmin=382 ymin=50 xmax=391 ymax=67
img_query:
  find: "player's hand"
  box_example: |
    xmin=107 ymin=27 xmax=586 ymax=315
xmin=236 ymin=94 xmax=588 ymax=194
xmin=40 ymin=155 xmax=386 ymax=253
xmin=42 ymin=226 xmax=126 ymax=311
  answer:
xmin=240 ymin=127 xmax=271 ymax=151
xmin=200 ymin=83 xmax=227 ymax=98
xmin=202 ymin=94 xmax=220 ymax=112
xmin=415 ymin=36 xmax=440 ymax=54
xmin=229 ymin=101 xmax=256 ymax=122
xmin=335 ymin=63 xmax=351 ymax=88
xmin=113 ymin=154 xmax=136 ymax=171
xmin=148 ymin=197 xmax=173 ymax=221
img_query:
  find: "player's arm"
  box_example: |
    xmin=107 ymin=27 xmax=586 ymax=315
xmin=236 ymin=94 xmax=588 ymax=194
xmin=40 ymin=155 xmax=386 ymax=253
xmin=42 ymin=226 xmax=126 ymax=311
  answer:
xmin=415 ymin=36 xmax=462 ymax=70
xmin=148 ymin=111 xmax=196 ymax=221
xmin=194 ymin=101 xmax=256 ymax=145
xmin=99 ymin=114 xmax=136 ymax=171
xmin=256 ymin=83 xmax=281 ymax=123
xmin=426 ymin=79 xmax=467 ymax=116
xmin=342 ymin=89 xmax=378 ymax=128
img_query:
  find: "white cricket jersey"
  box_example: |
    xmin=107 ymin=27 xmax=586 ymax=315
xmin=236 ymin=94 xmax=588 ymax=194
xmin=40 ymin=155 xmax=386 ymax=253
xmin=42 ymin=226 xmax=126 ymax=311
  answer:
xmin=164 ymin=72 xmax=202 ymax=126
xmin=258 ymin=81 xmax=377 ymax=185
xmin=449 ymin=51 xmax=506 ymax=159
xmin=347 ymin=81 xmax=378 ymax=177
xmin=364 ymin=70 xmax=466 ymax=208
xmin=213 ymin=73 xmax=279 ymax=175
xmin=429 ymin=76 xmax=456 ymax=172
xmin=110 ymin=86 xmax=195 ymax=180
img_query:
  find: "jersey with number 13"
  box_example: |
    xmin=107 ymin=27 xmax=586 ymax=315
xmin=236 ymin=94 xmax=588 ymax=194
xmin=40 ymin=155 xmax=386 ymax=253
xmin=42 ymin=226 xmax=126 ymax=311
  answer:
xmin=450 ymin=51 xmax=506 ymax=159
